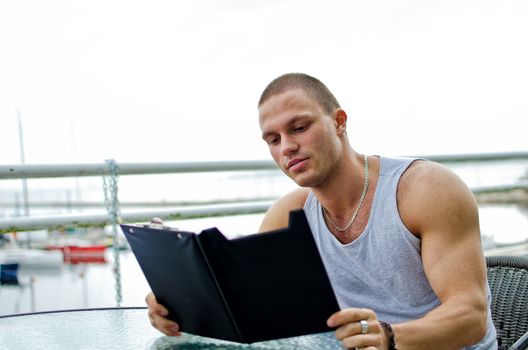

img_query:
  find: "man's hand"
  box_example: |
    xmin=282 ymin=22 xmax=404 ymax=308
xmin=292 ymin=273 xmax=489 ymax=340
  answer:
xmin=145 ymin=292 xmax=182 ymax=336
xmin=327 ymin=308 xmax=388 ymax=350
xmin=149 ymin=217 xmax=165 ymax=227
xmin=145 ymin=217 xmax=182 ymax=336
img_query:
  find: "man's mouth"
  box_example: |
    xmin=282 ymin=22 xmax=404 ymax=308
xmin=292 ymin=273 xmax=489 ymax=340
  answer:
xmin=287 ymin=158 xmax=307 ymax=169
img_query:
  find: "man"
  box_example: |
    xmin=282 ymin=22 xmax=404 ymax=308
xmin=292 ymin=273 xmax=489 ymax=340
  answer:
xmin=147 ymin=73 xmax=497 ymax=349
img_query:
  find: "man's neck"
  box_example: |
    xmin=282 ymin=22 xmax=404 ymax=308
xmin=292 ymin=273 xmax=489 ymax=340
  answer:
xmin=312 ymin=151 xmax=367 ymax=216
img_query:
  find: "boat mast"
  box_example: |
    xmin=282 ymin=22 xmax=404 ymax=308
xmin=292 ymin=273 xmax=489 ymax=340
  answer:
xmin=17 ymin=109 xmax=31 ymax=248
xmin=17 ymin=109 xmax=30 ymax=217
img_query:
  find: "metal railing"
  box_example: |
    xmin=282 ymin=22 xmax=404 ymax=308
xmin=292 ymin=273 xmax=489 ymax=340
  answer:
xmin=0 ymin=201 xmax=274 ymax=233
xmin=2 ymin=151 xmax=528 ymax=179
xmin=0 ymin=160 xmax=278 ymax=179
xmin=1 ymin=151 xmax=527 ymax=233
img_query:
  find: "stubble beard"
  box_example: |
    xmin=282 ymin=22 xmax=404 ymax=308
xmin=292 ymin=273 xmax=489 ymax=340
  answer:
xmin=294 ymin=145 xmax=342 ymax=189
xmin=278 ymin=138 xmax=343 ymax=188
xmin=286 ymin=157 xmax=335 ymax=189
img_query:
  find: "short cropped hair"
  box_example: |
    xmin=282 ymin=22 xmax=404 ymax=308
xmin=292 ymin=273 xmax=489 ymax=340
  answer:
xmin=258 ymin=73 xmax=340 ymax=115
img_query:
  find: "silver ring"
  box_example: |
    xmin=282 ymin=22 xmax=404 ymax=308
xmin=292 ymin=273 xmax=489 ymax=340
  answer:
xmin=359 ymin=319 xmax=369 ymax=334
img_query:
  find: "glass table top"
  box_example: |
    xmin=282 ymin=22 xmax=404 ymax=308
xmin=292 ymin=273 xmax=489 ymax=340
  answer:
xmin=0 ymin=307 xmax=342 ymax=349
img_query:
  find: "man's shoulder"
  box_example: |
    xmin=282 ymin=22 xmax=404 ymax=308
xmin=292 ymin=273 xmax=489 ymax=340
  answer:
xmin=400 ymin=159 xmax=459 ymax=190
xmin=269 ymin=188 xmax=311 ymax=216
xmin=280 ymin=187 xmax=311 ymax=206
xmin=397 ymin=159 xmax=477 ymax=235
xmin=258 ymin=188 xmax=310 ymax=232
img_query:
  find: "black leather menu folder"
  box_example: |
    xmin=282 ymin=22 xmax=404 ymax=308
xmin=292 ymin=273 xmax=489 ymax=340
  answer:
xmin=120 ymin=209 xmax=339 ymax=343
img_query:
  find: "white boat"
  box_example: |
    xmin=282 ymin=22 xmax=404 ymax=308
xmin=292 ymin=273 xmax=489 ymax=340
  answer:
xmin=0 ymin=248 xmax=63 ymax=268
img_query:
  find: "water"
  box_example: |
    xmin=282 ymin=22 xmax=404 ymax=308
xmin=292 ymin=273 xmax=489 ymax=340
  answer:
xmin=0 ymin=251 xmax=144 ymax=315
xmin=479 ymin=205 xmax=528 ymax=245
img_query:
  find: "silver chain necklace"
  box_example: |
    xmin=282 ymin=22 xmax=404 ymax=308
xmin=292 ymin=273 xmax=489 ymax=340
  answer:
xmin=322 ymin=154 xmax=369 ymax=232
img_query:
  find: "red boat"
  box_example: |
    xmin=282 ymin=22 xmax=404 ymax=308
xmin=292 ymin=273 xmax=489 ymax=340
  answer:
xmin=46 ymin=245 xmax=107 ymax=264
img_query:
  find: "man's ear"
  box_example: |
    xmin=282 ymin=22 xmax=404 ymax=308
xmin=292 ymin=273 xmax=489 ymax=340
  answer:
xmin=334 ymin=108 xmax=348 ymax=135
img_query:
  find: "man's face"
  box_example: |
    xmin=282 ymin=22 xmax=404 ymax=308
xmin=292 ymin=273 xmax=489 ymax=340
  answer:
xmin=258 ymin=88 xmax=342 ymax=188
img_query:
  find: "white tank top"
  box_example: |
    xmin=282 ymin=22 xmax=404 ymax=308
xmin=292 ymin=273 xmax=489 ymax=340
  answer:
xmin=303 ymin=156 xmax=497 ymax=349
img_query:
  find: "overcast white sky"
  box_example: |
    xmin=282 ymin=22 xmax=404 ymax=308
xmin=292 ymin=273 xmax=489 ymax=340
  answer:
xmin=1 ymin=0 xmax=527 ymax=165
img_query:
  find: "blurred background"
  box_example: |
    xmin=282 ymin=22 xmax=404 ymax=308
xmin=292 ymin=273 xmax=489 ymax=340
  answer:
xmin=0 ymin=0 xmax=527 ymax=317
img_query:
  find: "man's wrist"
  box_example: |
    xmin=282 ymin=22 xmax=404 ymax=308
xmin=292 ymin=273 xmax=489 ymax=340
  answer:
xmin=379 ymin=321 xmax=397 ymax=350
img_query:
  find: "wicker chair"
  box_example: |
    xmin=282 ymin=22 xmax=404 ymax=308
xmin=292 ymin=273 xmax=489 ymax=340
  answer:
xmin=486 ymin=255 xmax=528 ymax=350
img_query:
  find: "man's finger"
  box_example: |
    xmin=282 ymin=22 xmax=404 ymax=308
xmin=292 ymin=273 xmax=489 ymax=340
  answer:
xmin=327 ymin=308 xmax=376 ymax=327
xmin=150 ymin=217 xmax=164 ymax=225
xmin=151 ymin=315 xmax=181 ymax=336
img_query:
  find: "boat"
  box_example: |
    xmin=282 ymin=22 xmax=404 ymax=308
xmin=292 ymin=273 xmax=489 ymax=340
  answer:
xmin=0 ymin=248 xmax=63 ymax=268
xmin=0 ymin=263 xmax=19 ymax=285
xmin=46 ymin=244 xmax=107 ymax=264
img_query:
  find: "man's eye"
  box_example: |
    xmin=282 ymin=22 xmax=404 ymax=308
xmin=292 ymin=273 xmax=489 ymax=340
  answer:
xmin=266 ymin=137 xmax=279 ymax=145
xmin=294 ymin=124 xmax=308 ymax=132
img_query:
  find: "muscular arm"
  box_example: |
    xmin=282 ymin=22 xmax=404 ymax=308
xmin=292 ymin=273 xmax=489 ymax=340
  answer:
xmin=392 ymin=161 xmax=489 ymax=349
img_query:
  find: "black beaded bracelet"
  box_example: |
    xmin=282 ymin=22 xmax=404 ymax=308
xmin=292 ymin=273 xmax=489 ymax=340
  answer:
xmin=379 ymin=321 xmax=397 ymax=350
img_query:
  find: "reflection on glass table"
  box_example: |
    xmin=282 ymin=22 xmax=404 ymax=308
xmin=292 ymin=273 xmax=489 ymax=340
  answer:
xmin=0 ymin=308 xmax=341 ymax=350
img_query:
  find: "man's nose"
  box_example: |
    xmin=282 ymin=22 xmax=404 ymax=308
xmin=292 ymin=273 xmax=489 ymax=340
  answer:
xmin=280 ymin=136 xmax=299 ymax=155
